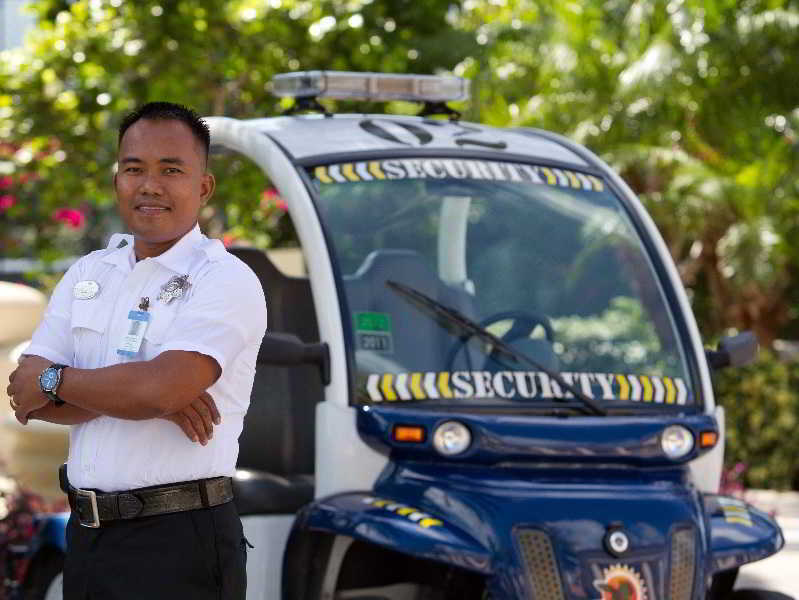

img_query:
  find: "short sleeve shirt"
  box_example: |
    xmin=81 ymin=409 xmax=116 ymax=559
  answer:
xmin=26 ymin=225 xmax=267 ymax=491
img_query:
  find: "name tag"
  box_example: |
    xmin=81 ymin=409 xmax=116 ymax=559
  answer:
xmin=117 ymin=310 xmax=151 ymax=357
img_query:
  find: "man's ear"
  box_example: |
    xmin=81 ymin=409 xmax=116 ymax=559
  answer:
xmin=200 ymin=172 xmax=215 ymax=206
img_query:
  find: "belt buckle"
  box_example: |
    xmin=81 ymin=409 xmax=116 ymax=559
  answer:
xmin=75 ymin=488 xmax=100 ymax=528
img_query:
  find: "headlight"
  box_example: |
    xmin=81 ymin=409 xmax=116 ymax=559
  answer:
xmin=432 ymin=421 xmax=472 ymax=456
xmin=661 ymin=425 xmax=695 ymax=459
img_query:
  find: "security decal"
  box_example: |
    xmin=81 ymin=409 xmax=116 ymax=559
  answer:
xmin=313 ymin=159 xmax=604 ymax=192
xmin=362 ymin=496 xmax=443 ymax=529
xmin=363 ymin=371 xmax=689 ymax=405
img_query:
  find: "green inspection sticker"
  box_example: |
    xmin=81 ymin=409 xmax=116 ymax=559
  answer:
xmin=355 ymin=312 xmax=394 ymax=354
xmin=356 ymin=312 xmax=392 ymax=332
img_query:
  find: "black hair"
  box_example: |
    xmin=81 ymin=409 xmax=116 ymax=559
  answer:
xmin=118 ymin=101 xmax=210 ymax=161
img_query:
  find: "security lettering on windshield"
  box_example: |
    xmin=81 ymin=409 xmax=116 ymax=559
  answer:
xmin=313 ymin=159 xmax=604 ymax=192
xmin=363 ymin=371 xmax=690 ymax=405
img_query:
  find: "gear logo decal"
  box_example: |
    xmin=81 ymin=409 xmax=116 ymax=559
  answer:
xmin=593 ymin=564 xmax=648 ymax=600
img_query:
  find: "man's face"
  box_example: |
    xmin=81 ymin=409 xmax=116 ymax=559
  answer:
xmin=115 ymin=118 xmax=214 ymax=257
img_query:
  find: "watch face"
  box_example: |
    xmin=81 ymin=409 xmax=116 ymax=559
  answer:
xmin=41 ymin=368 xmax=58 ymax=391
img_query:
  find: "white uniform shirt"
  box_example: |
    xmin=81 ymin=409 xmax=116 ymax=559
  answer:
xmin=26 ymin=225 xmax=267 ymax=492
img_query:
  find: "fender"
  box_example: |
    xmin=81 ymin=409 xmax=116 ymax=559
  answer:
xmin=30 ymin=512 xmax=69 ymax=555
xmin=295 ymin=491 xmax=493 ymax=575
xmin=704 ymin=495 xmax=784 ymax=573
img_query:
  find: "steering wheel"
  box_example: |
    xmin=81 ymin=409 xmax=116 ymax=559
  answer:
xmin=446 ymin=310 xmax=555 ymax=370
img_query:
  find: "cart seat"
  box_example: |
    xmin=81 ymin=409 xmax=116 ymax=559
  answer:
xmin=344 ymin=249 xmax=478 ymax=372
xmin=227 ymin=247 xmax=321 ymax=515
xmin=232 ymin=470 xmax=314 ymax=516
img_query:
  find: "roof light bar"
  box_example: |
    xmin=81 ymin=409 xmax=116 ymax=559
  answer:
xmin=271 ymin=71 xmax=469 ymax=104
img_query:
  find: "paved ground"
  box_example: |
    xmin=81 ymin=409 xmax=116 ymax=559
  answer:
xmin=736 ymin=491 xmax=799 ymax=598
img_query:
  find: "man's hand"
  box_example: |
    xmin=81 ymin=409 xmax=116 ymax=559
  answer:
xmin=162 ymin=391 xmax=221 ymax=445
xmin=7 ymin=355 xmax=52 ymax=425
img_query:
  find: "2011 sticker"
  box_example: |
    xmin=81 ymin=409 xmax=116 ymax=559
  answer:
xmin=355 ymin=312 xmax=394 ymax=354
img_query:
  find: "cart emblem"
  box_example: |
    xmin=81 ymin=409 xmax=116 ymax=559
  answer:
xmin=593 ymin=564 xmax=648 ymax=600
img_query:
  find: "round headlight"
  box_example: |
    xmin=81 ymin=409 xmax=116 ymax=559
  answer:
xmin=661 ymin=425 xmax=695 ymax=459
xmin=432 ymin=421 xmax=472 ymax=456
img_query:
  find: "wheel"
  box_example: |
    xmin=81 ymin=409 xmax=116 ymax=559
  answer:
xmin=727 ymin=592 xmax=795 ymax=600
xmin=22 ymin=549 xmax=64 ymax=600
xmin=284 ymin=532 xmax=485 ymax=600
xmin=445 ymin=309 xmax=554 ymax=370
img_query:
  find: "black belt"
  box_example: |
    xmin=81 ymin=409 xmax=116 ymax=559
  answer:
xmin=61 ymin=465 xmax=233 ymax=528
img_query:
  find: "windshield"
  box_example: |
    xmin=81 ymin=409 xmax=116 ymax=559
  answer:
xmin=312 ymin=158 xmax=694 ymax=411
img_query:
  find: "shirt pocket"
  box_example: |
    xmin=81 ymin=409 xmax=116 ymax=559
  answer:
xmin=141 ymin=303 xmax=180 ymax=351
xmin=70 ymin=298 xmax=113 ymax=368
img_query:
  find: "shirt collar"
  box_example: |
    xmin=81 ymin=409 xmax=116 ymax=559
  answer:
xmin=100 ymin=224 xmax=203 ymax=273
xmin=150 ymin=224 xmax=203 ymax=274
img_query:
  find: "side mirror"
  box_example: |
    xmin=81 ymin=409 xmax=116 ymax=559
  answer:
xmin=257 ymin=332 xmax=331 ymax=385
xmin=705 ymin=331 xmax=758 ymax=370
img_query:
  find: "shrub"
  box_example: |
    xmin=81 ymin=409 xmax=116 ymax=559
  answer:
xmin=714 ymin=351 xmax=799 ymax=491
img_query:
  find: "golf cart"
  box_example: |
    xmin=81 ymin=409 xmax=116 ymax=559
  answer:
xmin=16 ymin=71 xmax=789 ymax=600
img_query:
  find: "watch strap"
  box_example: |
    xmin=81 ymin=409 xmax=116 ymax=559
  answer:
xmin=42 ymin=364 xmax=68 ymax=406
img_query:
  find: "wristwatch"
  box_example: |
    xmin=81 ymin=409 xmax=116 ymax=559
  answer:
xmin=39 ymin=364 xmax=68 ymax=406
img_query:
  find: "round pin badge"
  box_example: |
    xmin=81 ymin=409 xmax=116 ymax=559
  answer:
xmin=73 ymin=280 xmax=100 ymax=300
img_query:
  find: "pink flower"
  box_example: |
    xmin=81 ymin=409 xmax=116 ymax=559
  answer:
xmin=0 ymin=176 xmax=12 ymax=189
xmin=261 ymin=188 xmax=288 ymax=212
xmin=53 ymin=207 xmax=85 ymax=228
xmin=222 ymin=234 xmax=238 ymax=247
xmin=0 ymin=194 xmax=15 ymax=211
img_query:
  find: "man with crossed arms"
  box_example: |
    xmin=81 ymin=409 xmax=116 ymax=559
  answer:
xmin=6 ymin=102 xmax=267 ymax=599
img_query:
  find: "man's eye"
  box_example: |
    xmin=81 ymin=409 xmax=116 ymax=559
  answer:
xmin=165 ymin=168 xmax=182 ymax=174
xmin=125 ymin=167 xmax=141 ymax=173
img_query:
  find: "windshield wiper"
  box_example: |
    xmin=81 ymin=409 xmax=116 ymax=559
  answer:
xmin=386 ymin=280 xmax=606 ymax=416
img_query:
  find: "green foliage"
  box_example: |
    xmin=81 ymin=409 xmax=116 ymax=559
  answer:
xmin=715 ymin=351 xmax=799 ymax=490
xmin=1 ymin=0 xmax=797 ymax=489
xmin=1 ymin=0 xmax=477 ymax=260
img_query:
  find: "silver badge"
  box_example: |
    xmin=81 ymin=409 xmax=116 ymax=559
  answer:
xmin=157 ymin=274 xmax=191 ymax=304
xmin=73 ymin=280 xmax=100 ymax=300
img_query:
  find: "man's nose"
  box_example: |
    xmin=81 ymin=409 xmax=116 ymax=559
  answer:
xmin=139 ymin=172 xmax=164 ymax=195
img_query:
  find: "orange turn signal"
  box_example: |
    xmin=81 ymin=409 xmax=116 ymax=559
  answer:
xmin=393 ymin=425 xmax=426 ymax=443
xmin=700 ymin=431 xmax=718 ymax=449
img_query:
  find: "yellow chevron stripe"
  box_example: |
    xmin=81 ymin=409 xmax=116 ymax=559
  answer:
xmin=341 ymin=163 xmax=359 ymax=182
xmin=396 ymin=507 xmax=414 ymax=516
xmin=380 ymin=374 xmax=397 ymax=401
xmin=663 ymin=377 xmax=677 ymax=404
xmin=540 ymin=167 xmax=557 ymax=185
xmin=419 ymin=518 xmax=443 ymax=528
xmin=587 ymin=175 xmax=604 ymax=191
xmin=368 ymin=161 xmax=386 ymax=179
xmin=640 ymin=375 xmax=653 ymax=402
xmin=314 ymin=166 xmax=333 ymax=183
xmin=565 ymin=170 xmax=581 ymax=188
xmin=437 ymin=372 xmax=454 ymax=398
xmin=409 ymin=372 xmax=426 ymax=400
xmin=616 ymin=374 xmax=630 ymax=400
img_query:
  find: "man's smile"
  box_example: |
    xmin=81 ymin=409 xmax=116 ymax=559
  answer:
xmin=134 ymin=202 xmax=171 ymax=214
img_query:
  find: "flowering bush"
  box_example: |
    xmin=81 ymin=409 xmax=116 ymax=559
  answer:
xmin=0 ymin=474 xmax=45 ymax=599
xmin=715 ymin=351 xmax=799 ymax=491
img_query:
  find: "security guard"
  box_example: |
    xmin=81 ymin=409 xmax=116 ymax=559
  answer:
xmin=6 ymin=102 xmax=267 ymax=599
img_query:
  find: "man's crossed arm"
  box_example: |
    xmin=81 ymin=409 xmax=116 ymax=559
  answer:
xmin=6 ymin=351 xmax=222 ymax=445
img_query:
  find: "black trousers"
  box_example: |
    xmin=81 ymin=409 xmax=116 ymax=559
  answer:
xmin=63 ymin=500 xmax=247 ymax=600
